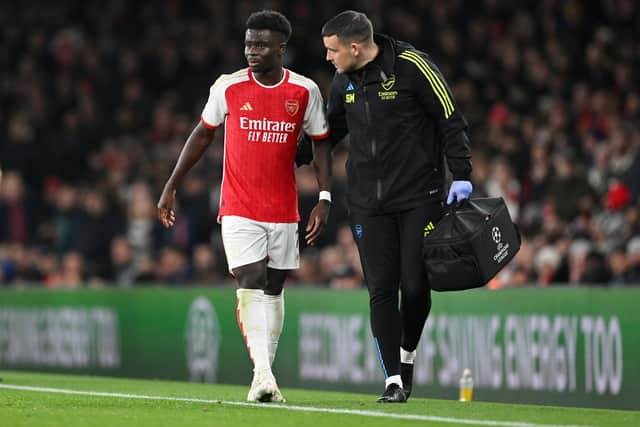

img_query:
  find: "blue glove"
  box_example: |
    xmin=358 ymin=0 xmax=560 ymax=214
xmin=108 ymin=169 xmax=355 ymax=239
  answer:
xmin=447 ymin=180 xmax=473 ymax=205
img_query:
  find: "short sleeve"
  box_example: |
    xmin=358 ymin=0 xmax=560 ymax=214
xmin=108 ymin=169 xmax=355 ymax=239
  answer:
xmin=200 ymin=77 xmax=228 ymax=128
xmin=303 ymin=82 xmax=330 ymax=139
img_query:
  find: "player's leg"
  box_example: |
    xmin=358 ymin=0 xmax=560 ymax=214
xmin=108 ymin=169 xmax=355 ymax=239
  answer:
xmin=234 ymin=260 xmax=271 ymax=376
xmin=264 ymin=221 xmax=297 ymax=368
xmin=261 ymin=222 xmax=298 ymax=403
xmin=398 ymin=199 xmax=444 ymax=399
xmin=264 ymin=267 xmax=286 ymax=366
xmin=261 ymin=268 xmax=286 ymax=402
xmin=349 ymin=212 xmax=406 ymax=403
xmin=233 ymin=261 xmax=280 ymax=402
xmin=221 ymin=216 xmax=276 ymax=402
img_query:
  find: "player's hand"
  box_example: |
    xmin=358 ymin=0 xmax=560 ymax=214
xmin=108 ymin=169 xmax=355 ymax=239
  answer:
xmin=157 ymin=186 xmax=177 ymax=228
xmin=305 ymin=200 xmax=330 ymax=246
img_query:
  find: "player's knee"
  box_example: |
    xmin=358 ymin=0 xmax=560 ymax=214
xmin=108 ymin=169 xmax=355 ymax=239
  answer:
xmin=237 ymin=274 xmax=265 ymax=290
xmin=401 ymin=285 xmax=431 ymax=311
xmin=264 ymin=281 xmax=283 ymax=295
xmin=234 ymin=265 xmax=267 ymax=290
xmin=402 ymin=285 xmax=429 ymax=303
xmin=369 ymin=287 xmax=397 ymax=306
xmin=265 ymin=268 xmax=286 ymax=295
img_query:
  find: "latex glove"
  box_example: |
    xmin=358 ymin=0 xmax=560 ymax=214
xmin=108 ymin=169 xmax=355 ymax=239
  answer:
xmin=447 ymin=180 xmax=473 ymax=205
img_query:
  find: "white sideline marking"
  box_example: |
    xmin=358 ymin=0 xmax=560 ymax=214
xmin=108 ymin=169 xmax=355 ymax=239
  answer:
xmin=0 ymin=384 xmax=594 ymax=427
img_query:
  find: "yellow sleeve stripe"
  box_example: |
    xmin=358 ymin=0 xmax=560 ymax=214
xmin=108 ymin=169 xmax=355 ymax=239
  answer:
xmin=398 ymin=50 xmax=454 ymax=118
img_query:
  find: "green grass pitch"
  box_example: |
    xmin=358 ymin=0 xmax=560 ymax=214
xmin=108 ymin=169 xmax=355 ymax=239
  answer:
xmin=0 ymin=371 xmax=637 ymax=427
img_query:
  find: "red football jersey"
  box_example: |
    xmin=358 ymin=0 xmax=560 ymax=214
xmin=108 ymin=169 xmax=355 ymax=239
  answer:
xmin=201 ymin=68 xmax=329 ymax=223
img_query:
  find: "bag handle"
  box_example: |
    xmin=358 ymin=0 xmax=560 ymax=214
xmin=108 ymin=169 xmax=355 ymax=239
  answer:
xmin=445 ymin=198 xmax=492 ymax=217
xmin=444 ymin=198 xmax=470 ymax=215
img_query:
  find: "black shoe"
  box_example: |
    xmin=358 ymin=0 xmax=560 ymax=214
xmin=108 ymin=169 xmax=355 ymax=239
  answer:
xmin=400 ymin=363 xmax=414 ymax=399
xmin=376 ymin=383 xmax=407 ymax=403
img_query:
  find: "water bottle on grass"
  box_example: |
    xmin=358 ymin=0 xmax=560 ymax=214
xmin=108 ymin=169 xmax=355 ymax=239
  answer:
xmin=459 ymin=368 xmax=473 ymax=402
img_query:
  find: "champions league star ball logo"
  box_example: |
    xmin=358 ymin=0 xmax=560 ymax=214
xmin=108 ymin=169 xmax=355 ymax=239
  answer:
xmin=185 ymin=297 xmax=222 ymax=383
xmin=492 ymin=226 xmax=502 ymax=244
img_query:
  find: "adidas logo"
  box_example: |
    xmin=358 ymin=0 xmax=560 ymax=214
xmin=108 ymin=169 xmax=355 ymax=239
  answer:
xmin=240 ymin=102 xmax=253 ymax=111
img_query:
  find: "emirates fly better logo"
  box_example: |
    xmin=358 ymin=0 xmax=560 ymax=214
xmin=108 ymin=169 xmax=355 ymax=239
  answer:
xmin=240 ymin=116 xmax=297 ymax=143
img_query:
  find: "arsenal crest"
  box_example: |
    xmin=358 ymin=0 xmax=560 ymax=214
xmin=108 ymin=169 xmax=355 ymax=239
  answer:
xmin=285 ymin=99 xmax=299 ymax=116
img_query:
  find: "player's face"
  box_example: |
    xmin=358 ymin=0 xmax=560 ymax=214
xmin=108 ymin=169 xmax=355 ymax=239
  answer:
xmin=244 ymin=29 xmax=285 ymax=74
xmin=323 ymin=35 xmax=359 ymax=74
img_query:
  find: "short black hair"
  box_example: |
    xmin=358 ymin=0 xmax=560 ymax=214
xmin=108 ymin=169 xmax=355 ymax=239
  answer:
xmin=246 ymin=10 xmax=292 ymax=41
xmin=321 ymin=10 xmax=373 ymax=42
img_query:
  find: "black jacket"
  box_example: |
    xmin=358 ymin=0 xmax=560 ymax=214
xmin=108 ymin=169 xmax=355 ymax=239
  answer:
xmin=327 ymin=34 xmax=472 ymax=214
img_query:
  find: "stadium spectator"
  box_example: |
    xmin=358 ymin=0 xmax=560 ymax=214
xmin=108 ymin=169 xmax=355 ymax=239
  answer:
xmin=626 ymin=237 xmax=640 ymax=283
xmin=47 ymin=251 xmax=86 ymax=289
xmin=190 ymin=243 xmax=227 ymax=284
xmin=0 ymin=171 xmax=34 ymax=245
xmin=156 ymin=245 xmax=190 ymax=285
xmin=76 ymin=189 xmax=124 ymax=279
xmin=109 ymin=247 xmax=157 ymax=286
xmin=291 ymin=251 xmax=322 ymax=285
xmin=608 ymin=246 xmax=631 ymax=285
xmin=109 ymin=236 xmax=142 ymax=287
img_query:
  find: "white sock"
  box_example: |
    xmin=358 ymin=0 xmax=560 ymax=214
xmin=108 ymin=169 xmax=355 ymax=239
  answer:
xmin=236 ymin=289 xmax=270 ymax=372
xmin=386 ymin=374 xmax=403 ymax=389
xmin=263 ymin=290 xmax=284 ymax=366
xmin=401 ymin=347 xmax=417 ymax=364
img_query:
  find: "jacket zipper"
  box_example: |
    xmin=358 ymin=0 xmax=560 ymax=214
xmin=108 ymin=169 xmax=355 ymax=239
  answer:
xmin=363 ymin=84 xmax=382 ymax=201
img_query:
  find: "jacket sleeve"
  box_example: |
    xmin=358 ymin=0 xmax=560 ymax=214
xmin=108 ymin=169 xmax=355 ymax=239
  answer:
xmin=326 ymin=73 xmax=349 ymax=146
xmin=398 ymin=50 xmax=472 ymax=180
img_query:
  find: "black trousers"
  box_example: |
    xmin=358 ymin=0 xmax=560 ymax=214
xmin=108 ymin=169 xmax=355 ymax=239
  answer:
xmin=349 ymin=199 xmax=444 ymax=379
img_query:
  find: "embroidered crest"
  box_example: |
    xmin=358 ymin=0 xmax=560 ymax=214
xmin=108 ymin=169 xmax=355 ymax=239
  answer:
xmin=381 ymin=74 xmax=396 ymax=90
xmin=285 ymin=99 xmax=299 ymax=116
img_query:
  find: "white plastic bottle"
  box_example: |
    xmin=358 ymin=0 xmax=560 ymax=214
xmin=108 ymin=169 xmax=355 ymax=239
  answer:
xmin=459 ymin=368 xmax=474 ymax=402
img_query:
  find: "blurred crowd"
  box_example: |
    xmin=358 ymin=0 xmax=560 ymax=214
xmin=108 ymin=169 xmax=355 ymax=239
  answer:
xmin=1 ymin=0 xmax=639 ymax=289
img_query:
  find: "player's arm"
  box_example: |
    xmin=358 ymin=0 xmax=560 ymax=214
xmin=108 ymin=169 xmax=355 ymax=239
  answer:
xmin=158 ymin=77 xmax=226 ymax=228
xmin=313 ymin=136 xmax=332 ymax=195
xmin=157 ymin=122 xmax=216 ymax=228
xmin=306 ymin=134 xmax=332 ymax=245
xmin=303 ymin=80 xmax=333 ymax=245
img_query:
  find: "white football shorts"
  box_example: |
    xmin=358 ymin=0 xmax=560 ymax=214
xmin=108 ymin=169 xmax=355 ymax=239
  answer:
xmin=221 ymin=215 xmax=299 ymax=272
